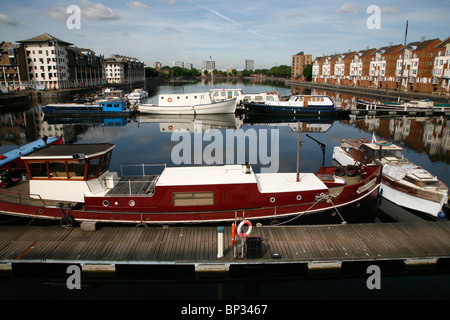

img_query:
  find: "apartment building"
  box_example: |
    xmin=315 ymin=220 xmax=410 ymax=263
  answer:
xmin=68 ymin=47 xmax=106 ymax=88
xmin=105 ymin=54 xmax=145 ymax=84
xmin=18 ymin=33 xmax=72 ymax=90
xmin=0 ymin=42 xmax=27 ymax=92
xmin=395 ymin=38 xmax=441 ymax=92
xmin=349 ymin=48 xmax=377 ymax=87
xmin=291 ymin=52 xmax=312 ymax=79
xmin=309 ymin=35 xmax=450 ymax=94
xmin=245 ymin=59 xmax=254 ymax=71
xmin=369 ymin=44 xmax=403 ymax=90
xmin=432 ymin=37 xmax=450 ymax=93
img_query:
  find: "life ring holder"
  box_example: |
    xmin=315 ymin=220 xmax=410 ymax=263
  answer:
xmin=237 ymin=220 xmax=252 ymax=238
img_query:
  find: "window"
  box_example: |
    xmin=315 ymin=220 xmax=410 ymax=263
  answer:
xmin=172 ymin=192 xmax=214 ymax=206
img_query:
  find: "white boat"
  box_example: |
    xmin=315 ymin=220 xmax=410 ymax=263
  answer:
xmin=332 ymin=137 xmax=448 ymax=220
xmin=138 ymin=92 xmax=236 ymax=115
xmin=126 ymin=88 xmax=148 ymax=103
xmin=210 ymin=88 xmax=282 ymax=109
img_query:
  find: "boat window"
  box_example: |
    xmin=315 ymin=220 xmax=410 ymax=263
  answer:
xmin=255 ymin=96 xmax=263 ymax=101
xmin=27 ymin=161 xmax=49 ymax=178
xmin=48 ymin=161 xmax=68 ymax=178
xmin=172 ymin=191 xmax=214 ymax=206
xmin=66 ymin=160 xmax=86 ymax=179
xmin=87 ymin=157 xmax=100 ymax=179
xmin=266 ymin=96 xmax=274 ymax=101
xmin=100 ymin=151 xmax=111 ymax=173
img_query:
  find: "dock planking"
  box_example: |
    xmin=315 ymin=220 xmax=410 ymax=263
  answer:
xmin=0 ymin=221 xmax=449 ymax=271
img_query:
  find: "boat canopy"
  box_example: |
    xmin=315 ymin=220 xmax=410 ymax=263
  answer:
xmin=21 ymin=143 xmax=115 ymax=181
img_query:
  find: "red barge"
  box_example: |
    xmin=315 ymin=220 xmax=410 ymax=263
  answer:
xmin=0 ymin=143 xmax=381 ymax=225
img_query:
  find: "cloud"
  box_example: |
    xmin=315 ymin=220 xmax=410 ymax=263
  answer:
xmin=381 ymin=6 xmax=400 ymax=15
xmin=0 ymin=12 xmax=25 ymax=26
xmin=285 ymin=12 xmax=309 ymax=19
xmin=127 ymin=1 xmax=148 ymax=10
xmin=44 ymin=7 xmax=68 ymax=21
xmin=335 ymin=4 xmax=357 ymax=15
xmin=46 ymin=1 xmax=120 ymax=22
xmin=80 ymin=0 xmax=120 ymax=21
xmin=163 ymin=26 xmax=182 ymax=33
xmin=193 ymin=1 xmax=265 ymax=38
xmin=158 ymin=0 xmax=176 ymax=4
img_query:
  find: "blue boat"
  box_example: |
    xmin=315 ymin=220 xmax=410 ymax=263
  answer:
xmin=1 ymin=136 xmax=62 ymax=187
xmin=42 ymin=100 xmax=137 ymax=116
xmin=244 ymin=95 xmax=349 ymax=116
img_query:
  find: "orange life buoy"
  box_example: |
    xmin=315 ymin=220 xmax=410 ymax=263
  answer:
xmin=167 ymin=97 xmax=172 ymax=102
xmin=231 ymin=222 xmax=236 ymax=246
xmin=168 ymin=125 xmax=173 ymax=130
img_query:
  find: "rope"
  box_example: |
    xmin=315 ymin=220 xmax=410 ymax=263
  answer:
xmin=271 ymin=194 xmax=347 ymax=226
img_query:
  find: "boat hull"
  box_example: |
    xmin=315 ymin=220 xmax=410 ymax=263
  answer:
xmin=244 ymin=102 xmax=349 ymax=116
xmin=0 ymin=165 xmax=381 ymax=225
xmin=333 ymin=145 xmax=448 ymax=219
xmin=138 ymin=98 xmax=236 ymax=115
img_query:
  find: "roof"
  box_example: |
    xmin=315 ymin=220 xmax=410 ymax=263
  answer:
xmin=18 ymin=33 xmax=73 ymax=46
xmin=21 ymin=143 xmax=115 ymax=160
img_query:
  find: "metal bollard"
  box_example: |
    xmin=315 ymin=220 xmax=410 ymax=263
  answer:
xmin=217 ymin=226 xmax=224 ymax=258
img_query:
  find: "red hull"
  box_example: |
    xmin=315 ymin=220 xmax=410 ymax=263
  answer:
xmin=0 ymin=165 xmax=381 ymax=224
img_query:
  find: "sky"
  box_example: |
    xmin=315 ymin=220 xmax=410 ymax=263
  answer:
xmin=0 ymin=0 xmax=449 ymax=70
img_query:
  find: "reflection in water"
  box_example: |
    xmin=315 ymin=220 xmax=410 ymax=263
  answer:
xmin=1 ymin=80 xmax=449 ymax=224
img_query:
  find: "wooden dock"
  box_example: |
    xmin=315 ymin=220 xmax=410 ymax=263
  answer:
xmin=0 ymin=221 xmax=449 ymax=273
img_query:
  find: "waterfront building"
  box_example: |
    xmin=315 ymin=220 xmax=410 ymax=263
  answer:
xmin=291 ymin=52 xmax=311 ymax=79
xmin=432 ymin=37 xmax=450 ymax=94
xmin=395 ymin=37 xmax=441 ymax=93
xmin=18 ymin=33 xmax=72 ymax=90
xmin=106 ymin=54 xmax=145 ymax=84
xmin=349 ymin=48 xmax=376 ymax=87
xmin=245 ymin=59 xmax=254 ymax=71
xmin=68 ymin=47 xmax=106 ymax=88
xmin=153 ymin=62 xmax=162 ymax=71
xmin=203 ymin=60 xmax=215 ymax=72
xmin=0 ymin=42 xmax=27 ymax=92
xmin=369 ymin=44 xmax=403 ymax=90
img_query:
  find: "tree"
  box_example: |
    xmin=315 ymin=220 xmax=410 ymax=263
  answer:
xmin=302 ymin=64 xmax=312 ymax=81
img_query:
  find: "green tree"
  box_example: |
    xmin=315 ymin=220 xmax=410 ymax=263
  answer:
xmin=302 ymin=64 xmax=312 ymax=81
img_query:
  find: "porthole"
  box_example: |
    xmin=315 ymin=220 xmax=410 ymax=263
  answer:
xmin=102 ymin=200 xmax=109 ymax=207
xmin=296 ymin=195 xmax=302 ymax=200
xmin=270 ymin=197 xmax=275 ymax=203
xmin=129 ymin=200 xmax=136 ymax=207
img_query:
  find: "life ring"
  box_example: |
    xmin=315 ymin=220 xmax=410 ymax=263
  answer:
xmin=231 ymin=222 xmax=236 ymax=245
xmin=237 ymin=220 xmax=252 ymax=238
xmin=167 ymin=98 xmax=172 ymax=102
xmin=346 ymin=165 xmax=357 ymax=177
xmin=168 ymin=125 xmax=173 ymax=130
xmin=334 ymin=166 xmax=345 ymax=176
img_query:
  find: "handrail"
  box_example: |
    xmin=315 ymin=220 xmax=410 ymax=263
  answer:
xmin=119 ymin=163 xmax=166 ymax=177
xmin=0 ymin=188 xmax=48 ymax=206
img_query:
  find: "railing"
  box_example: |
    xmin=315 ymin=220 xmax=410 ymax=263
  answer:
xmin=0 ymin=188 xmax=48 ymax=206
xmin=119 ymin=163 xmax=166 ymax=177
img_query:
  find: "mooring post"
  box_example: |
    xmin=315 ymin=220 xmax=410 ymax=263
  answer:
xmin=217 ymin=226 xmax=224 ymax=258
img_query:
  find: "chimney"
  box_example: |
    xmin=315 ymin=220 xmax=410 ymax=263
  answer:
xmin=421 ymin=36 xmax=425 ymax=42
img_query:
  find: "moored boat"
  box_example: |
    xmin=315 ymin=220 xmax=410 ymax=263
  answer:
xmin=42 ymin=100 xmax=138 ymax=116
xmin=244 ymin=95 xmax=349 ymax=116
xmin=126 ymin=88 xmax=148 ymax=103
xmin=332 ymin=137 xmax=448 ymax=220
xmin=1 ymin=136 xmax=62 ymax=188
xmin=0 ymin=142 xmax=381 ymax=225
xmin=138 ymin=92 xmax=236 ymax=115
xmin=210 ymin=88 xmax=282 ymax=109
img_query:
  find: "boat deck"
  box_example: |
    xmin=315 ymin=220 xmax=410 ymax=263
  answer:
xmin=106 ymin=176 xmax=159 ymax=196
xmin=0 ymin=221 xmax=449 ymax=271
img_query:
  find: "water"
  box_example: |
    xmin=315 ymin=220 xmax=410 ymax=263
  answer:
xmin=0 ymin=79 xmax=449 ymax=302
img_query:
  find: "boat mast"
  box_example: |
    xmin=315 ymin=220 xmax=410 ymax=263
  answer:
xmin=296 ymin=121 xmax=301 ymax=182
xmin=398 ymin=20 xmax=408 ymax=103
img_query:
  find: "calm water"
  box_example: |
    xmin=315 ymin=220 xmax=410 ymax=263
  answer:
xmin=0 ymin=79 xmax=449 ymax=301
